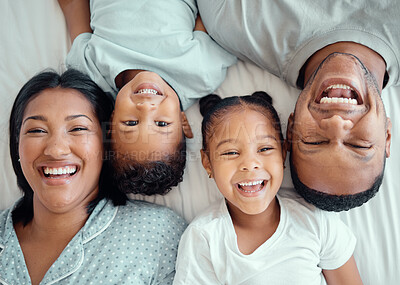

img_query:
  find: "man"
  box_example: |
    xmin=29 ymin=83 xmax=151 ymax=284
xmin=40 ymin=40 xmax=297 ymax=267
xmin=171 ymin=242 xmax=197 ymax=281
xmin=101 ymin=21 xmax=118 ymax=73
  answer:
xmin=197 ymin=0 xmax=396 ymax=211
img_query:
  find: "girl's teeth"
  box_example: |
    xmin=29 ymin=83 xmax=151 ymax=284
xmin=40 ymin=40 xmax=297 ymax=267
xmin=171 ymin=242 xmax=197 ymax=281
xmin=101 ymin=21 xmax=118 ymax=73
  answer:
xmin=238 ymin=180 xmax=263 ymax=187
xmin=320 ymin=97 xmax=357 ymax=105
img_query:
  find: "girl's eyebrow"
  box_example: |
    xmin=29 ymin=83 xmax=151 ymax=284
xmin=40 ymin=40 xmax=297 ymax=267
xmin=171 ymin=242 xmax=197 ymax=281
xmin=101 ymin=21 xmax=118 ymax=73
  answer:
xmin=256 ymin=134 xmax=278 ymax=141
xmin=216 ymin=138 xmax=236 ymax=149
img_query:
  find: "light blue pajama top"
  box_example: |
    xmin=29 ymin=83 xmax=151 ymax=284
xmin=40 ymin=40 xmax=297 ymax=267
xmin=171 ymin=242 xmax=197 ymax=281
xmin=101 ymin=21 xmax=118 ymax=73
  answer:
xmin=66 ymin=0 xmax=237 ymax=110
xmin=0 ymin=199 xmax=187 ymax=285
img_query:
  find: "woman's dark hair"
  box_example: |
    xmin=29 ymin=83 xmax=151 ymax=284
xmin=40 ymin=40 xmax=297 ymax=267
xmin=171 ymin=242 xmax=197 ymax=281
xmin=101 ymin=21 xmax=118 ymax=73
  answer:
xmin=199 ymin=91 xmax=284 ymax=151
xmin=9 ymin=68 xmax=127 ymax=225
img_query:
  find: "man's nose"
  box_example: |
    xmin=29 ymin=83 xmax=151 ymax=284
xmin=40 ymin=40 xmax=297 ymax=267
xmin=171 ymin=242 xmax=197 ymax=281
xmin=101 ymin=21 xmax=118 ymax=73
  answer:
xmin=320 ymin=115 xmax=354 ymax=138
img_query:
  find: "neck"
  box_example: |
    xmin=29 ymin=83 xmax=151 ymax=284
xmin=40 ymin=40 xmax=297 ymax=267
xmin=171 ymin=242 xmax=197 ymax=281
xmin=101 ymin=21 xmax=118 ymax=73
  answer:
xmin=304 ymin=42 xmax=387 ymax=90
xmin=228 ymin=198 xmax=280 ymax=229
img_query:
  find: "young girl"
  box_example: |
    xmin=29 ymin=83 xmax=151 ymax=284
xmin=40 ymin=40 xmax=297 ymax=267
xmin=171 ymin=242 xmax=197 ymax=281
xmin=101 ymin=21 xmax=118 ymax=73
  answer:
xmin=173 ymin=92 xmax=362 ymax=284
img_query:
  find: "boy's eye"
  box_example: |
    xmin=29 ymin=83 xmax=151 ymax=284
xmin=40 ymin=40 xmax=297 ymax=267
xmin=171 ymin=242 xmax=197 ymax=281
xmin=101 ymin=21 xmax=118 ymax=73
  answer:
xmin=222 ymin=151 xmax=239 ymax=156
xmin=123 ymin=121 xmax=138 ymax=126
xmin=155 ymin=121 xmax=170 ymax=127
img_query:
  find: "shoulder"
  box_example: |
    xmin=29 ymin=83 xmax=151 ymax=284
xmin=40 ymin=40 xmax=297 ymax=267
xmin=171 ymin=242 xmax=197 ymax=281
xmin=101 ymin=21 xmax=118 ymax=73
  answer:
xmin=118 ymin=199 xmax=187 ymax=233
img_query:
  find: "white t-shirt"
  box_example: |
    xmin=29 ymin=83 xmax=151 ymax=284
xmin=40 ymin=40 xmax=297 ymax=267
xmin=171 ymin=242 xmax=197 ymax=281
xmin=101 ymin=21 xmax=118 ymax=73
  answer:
xmin=173 ymin=195 xmax=356 ymax=285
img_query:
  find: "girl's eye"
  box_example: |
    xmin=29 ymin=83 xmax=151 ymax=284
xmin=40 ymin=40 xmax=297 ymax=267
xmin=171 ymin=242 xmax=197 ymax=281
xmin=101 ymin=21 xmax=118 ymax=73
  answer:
xmin=259 ymin=147 xmax=273 ymax=152
xmin=222 ymin=151 xmax=239 ymax=156
xmin=155 ymin=121 xmax=170 ymax=127
xmin=123 ymin=121 xmax=138 ymax=126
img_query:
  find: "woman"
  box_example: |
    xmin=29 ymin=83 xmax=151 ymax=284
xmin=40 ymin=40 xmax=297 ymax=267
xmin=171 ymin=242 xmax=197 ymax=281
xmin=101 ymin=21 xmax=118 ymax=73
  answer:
xmin=0 ymin=69 xmax=186 ymax=285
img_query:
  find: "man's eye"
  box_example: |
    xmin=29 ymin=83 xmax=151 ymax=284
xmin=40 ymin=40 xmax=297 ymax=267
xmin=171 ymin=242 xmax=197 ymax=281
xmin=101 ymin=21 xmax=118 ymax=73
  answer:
xmin=123 ymin=121 xmax=138 ymax=126
xmin=303 ymin=141 xmax=325 ymax=145
xmin=348 ymin=144 xmax=371 ymax=149
xmin=155 ymin=121 xmax=170 ymax=127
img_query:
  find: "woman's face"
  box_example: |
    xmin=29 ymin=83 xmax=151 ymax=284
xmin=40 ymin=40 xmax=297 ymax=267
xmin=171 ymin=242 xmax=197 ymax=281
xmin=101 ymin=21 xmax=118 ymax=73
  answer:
xmin=18 ymin=88 xmax=103 ymax=214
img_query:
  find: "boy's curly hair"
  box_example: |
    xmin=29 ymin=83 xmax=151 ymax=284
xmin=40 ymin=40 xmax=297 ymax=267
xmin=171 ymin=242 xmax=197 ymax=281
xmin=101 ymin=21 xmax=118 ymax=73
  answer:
xmin=112 ymin=140 xmax=186 ymax=195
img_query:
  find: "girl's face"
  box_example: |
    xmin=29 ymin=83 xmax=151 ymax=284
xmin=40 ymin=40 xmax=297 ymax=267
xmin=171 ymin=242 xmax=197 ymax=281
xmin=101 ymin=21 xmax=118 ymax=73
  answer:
xmin=202 ymin=109 xmax=286 ymax=215
xmin=18 ymin=88 xmax=103 ymax=214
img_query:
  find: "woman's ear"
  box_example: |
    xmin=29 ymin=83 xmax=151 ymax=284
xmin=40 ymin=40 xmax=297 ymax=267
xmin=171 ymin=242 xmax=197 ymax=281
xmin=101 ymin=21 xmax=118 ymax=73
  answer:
xmin=181 ymin=112 xmax=193 ymax=138
xmin=200 ymin=149 xmax=212 ymax=177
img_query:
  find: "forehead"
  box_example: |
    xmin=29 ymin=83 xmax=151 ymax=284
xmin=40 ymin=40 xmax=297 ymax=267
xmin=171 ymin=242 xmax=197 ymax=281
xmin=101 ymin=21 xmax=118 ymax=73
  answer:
xmin=24 ymin=88 xmax=94 ymax=117
xmin=210 ymin=109 xmax=278 ymax=142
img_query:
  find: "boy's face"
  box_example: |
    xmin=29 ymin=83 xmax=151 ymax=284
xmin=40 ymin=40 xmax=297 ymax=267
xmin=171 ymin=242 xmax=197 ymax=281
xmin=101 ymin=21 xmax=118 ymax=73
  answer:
xmin=111 ymin=71 xmax=192 ymax=162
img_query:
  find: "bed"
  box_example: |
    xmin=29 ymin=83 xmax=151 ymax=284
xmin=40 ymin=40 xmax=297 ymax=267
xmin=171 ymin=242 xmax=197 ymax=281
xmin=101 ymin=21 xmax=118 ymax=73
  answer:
xmin=1 ymin=1 xmax=399 ymax=284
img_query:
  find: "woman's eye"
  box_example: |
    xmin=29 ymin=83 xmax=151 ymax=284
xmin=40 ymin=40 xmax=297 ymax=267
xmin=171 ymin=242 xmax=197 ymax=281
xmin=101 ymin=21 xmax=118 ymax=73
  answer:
xmin=123 ymin=121 xmax=138 ymax=126
xmin=27 ymin=129 xmax=45 ymax=134
xmin=71 ymin=127 xmax=88 ymax=132
xmin=155 ymin=121 xmax=170 ymax=127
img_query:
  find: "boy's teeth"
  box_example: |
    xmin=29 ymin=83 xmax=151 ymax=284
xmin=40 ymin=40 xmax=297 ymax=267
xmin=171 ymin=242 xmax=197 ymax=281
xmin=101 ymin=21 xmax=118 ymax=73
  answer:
xmin=238 ymin=180 xmax=263 ymax=187
xmin=320 ymin=97 xmax=357 ymax=104
xmin=43 ymin=166 xmax=77 ymax=175
xmin=137 ymin=88 xmax=158 ymax=94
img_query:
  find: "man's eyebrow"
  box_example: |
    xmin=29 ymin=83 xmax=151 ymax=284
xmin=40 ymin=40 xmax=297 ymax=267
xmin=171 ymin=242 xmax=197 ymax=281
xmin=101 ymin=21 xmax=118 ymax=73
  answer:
xmin=66 ymin=114 xmax=93 ymax=122
xmin=22 ymin=115 xmax=46 ymax=125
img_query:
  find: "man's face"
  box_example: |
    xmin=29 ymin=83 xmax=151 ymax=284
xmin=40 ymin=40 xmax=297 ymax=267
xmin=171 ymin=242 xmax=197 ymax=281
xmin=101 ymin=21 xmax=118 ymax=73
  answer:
xmin=288 ymin=53 xmax=392 ymax=197
xmin=111 ymin=71 xmax=192 ymax=162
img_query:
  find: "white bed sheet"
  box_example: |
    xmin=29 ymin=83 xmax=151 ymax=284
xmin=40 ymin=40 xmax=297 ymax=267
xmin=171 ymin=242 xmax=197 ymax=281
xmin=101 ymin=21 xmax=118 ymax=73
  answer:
xmin=1 ymin=1 xmax=399 ymax=284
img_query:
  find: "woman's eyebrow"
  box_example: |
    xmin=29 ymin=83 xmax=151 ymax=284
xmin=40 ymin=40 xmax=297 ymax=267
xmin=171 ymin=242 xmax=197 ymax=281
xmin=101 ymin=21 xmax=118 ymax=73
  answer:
xmin=22 ymin=115 xmax=46 ymax=125
xmin=65 ymin=114 xmax=93 ymax=122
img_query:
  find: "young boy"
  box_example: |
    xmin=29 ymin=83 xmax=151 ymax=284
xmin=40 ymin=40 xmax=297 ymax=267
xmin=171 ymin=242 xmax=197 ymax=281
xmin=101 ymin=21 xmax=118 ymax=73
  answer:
xmin=58 ymin=0 xmax=236 ymax=195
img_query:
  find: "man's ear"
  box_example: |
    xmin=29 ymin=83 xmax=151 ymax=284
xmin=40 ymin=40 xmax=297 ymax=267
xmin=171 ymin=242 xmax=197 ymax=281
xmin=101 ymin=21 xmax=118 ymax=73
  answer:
xmin=181 ymin=112 xmax=193 ymax=138
xmin=200 ymin=149 xmax=212 ymax=176
xmin=385 ymin=117 xmax=392 ymax=157
xmin=286 ymin=113 xmax=294 ymax=152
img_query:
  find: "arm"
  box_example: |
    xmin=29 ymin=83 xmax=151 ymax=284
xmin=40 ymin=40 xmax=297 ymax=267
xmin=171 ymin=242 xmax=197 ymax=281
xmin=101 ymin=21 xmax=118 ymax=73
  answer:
xmin=194 ymin=15 xmax=207 ymax=33
xmin=323 ymin=255 xmax=363 ymax=285
xmin=58 ymin=0 xmax=92 ymax=42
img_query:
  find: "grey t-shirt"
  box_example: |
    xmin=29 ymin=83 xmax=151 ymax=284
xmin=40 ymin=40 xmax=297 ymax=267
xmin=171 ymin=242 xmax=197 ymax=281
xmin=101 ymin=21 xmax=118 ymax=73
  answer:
xmin=198 ymin=0 xmax=400 ymax=88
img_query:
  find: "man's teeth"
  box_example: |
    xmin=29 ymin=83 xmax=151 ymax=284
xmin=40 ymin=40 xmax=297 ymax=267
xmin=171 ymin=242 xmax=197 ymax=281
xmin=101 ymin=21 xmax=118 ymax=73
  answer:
xmin=137 ymin=88 xmax=158 ymax=95
xmin=43 ymin=166 xmax=77 ymax=175
xmin=320 ymin=97 xmax=357 ymax=104
xmin=325 ymin=84 xmax=354 ymax=91
xmin=238 ymin=180 xmax=263 ymax=187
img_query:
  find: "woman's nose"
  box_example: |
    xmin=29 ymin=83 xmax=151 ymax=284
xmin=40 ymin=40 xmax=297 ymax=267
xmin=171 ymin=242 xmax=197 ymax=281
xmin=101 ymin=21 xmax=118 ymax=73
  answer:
xmin=43 ymin=133 xmax=71 ymax=158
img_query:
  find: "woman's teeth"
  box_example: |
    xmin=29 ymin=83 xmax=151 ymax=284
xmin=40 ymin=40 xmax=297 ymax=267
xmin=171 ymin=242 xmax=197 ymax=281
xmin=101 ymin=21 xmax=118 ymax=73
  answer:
xmin=320 ymin=97 xmax=358 ymax=104
xmin=137 ymin=88 xmax=158 ymax=95
xmin=43 ymin=166 xmax=77 ymax=175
